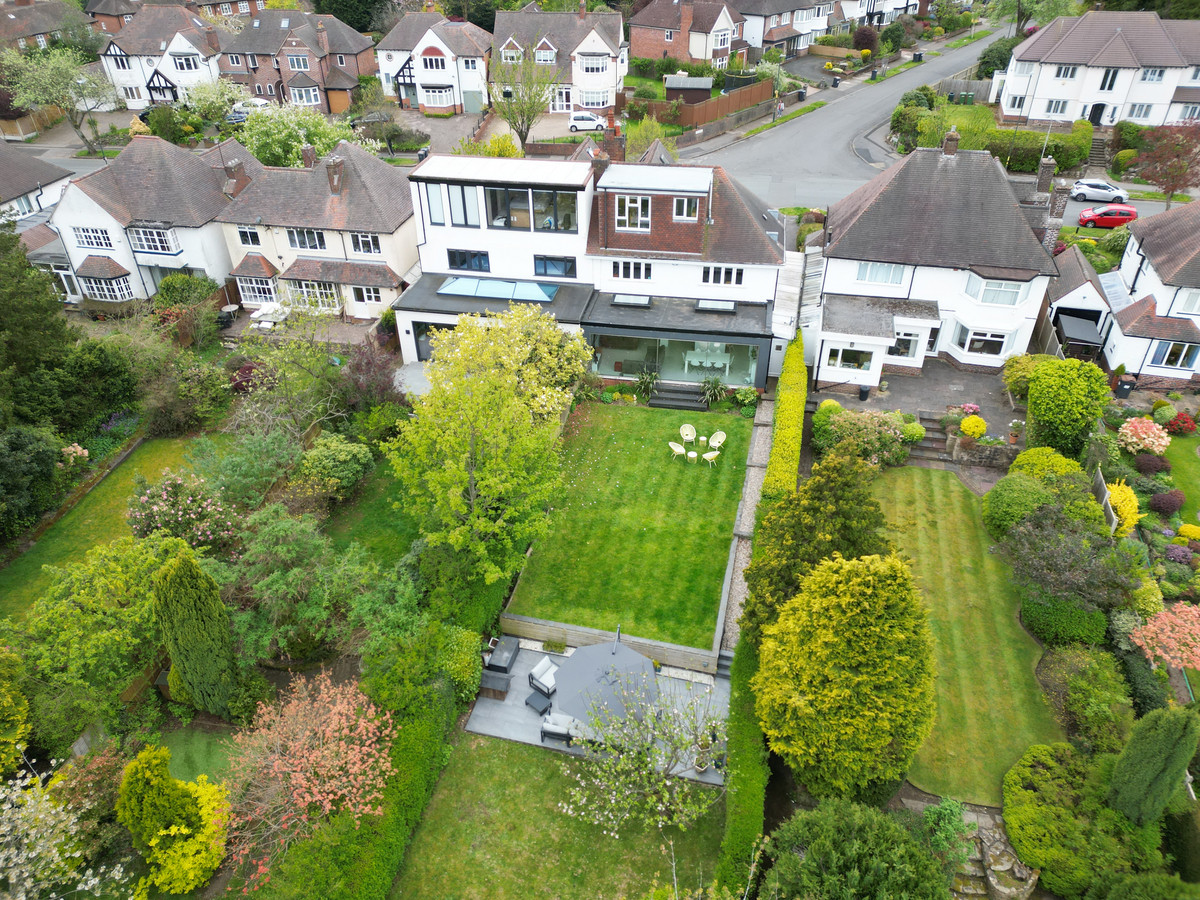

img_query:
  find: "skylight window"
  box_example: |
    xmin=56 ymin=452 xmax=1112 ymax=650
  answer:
xmin=437 ymin=277 xmax=558 ymax=302
xmin=280 ymin=17 xmax=289 ymax=26
xmin=613 ymin=294 xmax=650 ymax=306
xmin=697 ymin=299 xmax=736 ymax=312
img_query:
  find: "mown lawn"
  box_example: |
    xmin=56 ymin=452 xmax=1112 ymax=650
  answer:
xmin=324 ymin=459 xmax=419 ymax=566
xmin=0 ymin=437 xmax=198 ymax=620
xmin=162 ymin=724 xmax=235 ymax=784
xmin=507 ymin=403 xmax=750 ymax=649
xmin=1165 ymin=432 xmax=1200 ymax=525
xmin=872 ymin=467 xmax=1062 ymax=806
xmin=389 ymin=732 xmax=724 ymax=900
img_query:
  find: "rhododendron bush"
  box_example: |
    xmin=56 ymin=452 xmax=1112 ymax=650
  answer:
xmin=224 ymin=672 xmax=397 ymax=890
xmin=1117 ymin=417 xmax=1171 ymax=456
xmin=1132 ymin=602 xmax=1200 ymax=669
xmin=128 ymin=470 xmax=239 ymax=555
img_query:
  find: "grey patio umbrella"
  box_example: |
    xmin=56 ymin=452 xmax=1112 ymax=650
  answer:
xmin=554 ymin=627 xmax=658 ymax=723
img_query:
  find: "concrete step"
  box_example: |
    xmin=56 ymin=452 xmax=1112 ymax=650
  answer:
xmin=917 ymin=438 xmax=947 ymax=451
xmin=907 ymin=456 xmax=956 ymax=470
xmin=649 ymin=396 xmax=708 ymax=411
xmin=650 ymin=383 xmax=708 ymax=411
xmin=908 ymin=446 xmax=952 ymax=461
xmin=716 ymin=649 xmax=734 ymax=678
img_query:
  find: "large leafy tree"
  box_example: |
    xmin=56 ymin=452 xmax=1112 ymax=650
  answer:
xmin=986 ymin=0 xmax=1076 ymax=33
xmin=1108 ymin=707 xmax=1200 ymax=827
xmin=753 ymin=553 xmax=936 ymax=797
xmin=0 ymin=426 xmax=63 ymax=544
xmin=490 ymin=46 xmax=560 ymax=151
xmin=1027 ymin=358 xmax=1110 ymax=459
xmin=154 ymin=550 xmax=236 ymax=717
xmin=0 ymin=47 xmax=115 ymax=154
xmin=313 ymin=0 xmax=380 ymax=32
xmin=1138 ymin=123 xmax=1200 ymax=210
xmin=236 ymin=106 xmax=364 ymax=167
xmin=765 ymin=799 xmax=950 ymax=900
xmin=741 ymin=446 xmax=890 ymax=644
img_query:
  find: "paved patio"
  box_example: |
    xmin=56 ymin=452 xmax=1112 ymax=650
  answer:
xmin=466 ymin=639 xmax=731 ymax=786
xmin=221 ymin=310 xmax=377 ymax=346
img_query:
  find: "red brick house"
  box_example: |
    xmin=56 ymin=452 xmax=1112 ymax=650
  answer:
xmin=219 ymin=9 xmax=374 ymax=114
xmin=85 ymin=0 xmax=192 ymax=34
xmin=629 ymin=0 xmax=746 ymax=68
xmin=0 ymin=0 xmax=94 ymax=49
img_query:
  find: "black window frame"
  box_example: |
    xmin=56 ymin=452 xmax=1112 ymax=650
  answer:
xmin=534 ymin=255 xmax=576 ymax=278
xmin=448 ymin=249 xmax=490 ymax=272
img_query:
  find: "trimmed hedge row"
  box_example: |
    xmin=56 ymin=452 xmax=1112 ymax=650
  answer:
xmin=254 ymin=684 xmax=456 ymax=899
xmin=1021 ymin=590 xmax=1107 ymax=647
xmin=714 ymin=640 xmax=769 ymax=892
xmin=985 ymin=120 xmax=1093 ymax=173
xmin=762 ymin=337 xmax=807 ymax=502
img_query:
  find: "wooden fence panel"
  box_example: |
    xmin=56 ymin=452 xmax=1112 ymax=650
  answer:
xmin=638 ymin=80 xmax=772 ymax=130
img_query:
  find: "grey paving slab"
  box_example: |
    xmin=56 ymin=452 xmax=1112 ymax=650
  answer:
xmin=721 ymin=537 xmax=753 ymax=651
xmin=754 ymin=400 xmax=774 ymax=426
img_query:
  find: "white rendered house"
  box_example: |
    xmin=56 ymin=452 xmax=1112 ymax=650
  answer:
xmin=377 ymin=12 xmax=491 ymax=114
xmin=99 ymin=5 xmax=223 ymax=109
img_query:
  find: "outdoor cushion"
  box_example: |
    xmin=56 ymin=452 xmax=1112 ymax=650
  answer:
xmin=530 ymin=655 xmax=559 ymax=696
xmin=540 ymin=712 xmax=574 ymax=744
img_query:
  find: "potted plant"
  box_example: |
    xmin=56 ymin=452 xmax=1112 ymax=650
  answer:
xmin=1009 ymin=419 xmax=1025 ymax=444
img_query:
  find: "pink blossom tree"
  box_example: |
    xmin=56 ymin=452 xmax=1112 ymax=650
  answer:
xmin=1132 ymin=603 xmax=1200 ymax=669
xmin=223 ymin=671 xmax=396 ymax=890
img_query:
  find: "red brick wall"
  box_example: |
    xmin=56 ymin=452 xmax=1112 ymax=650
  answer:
xmin=630 ymin=25 xmax=692 ymax=63
xmin=594 ymin=189 xmax=707 ymax=255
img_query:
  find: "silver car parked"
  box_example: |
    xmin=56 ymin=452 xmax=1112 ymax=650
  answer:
xmin=1071 ymin=179 xmax=1128 ymax=204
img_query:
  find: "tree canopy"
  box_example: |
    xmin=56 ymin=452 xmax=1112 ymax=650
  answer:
xmin=753 ymin=553 xmax=936 ymax=797
xmin=1027 ymin=358 xmax=1110 ymax=459
xmin=236 ymin=106 xmax=367 ymax=167
xmin=0 ymin=47 xmax=115 ymax=153
xmin=1138 ymin=123 xmax=1200 ymax=210
xmin=489 ymin=47 xmax=559 ymax=150
xmin=1108 ymin=707 xmax=1200 ymax=826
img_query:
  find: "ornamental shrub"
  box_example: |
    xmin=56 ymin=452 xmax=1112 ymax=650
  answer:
xmin=1177 ymin=523 xmax=1200 ymax=541
xmin=127 ymin=470 xmax=239 ymax=556
xmin=1028 ymin=359 xmax=1109 ymax=458
xmin=1152 ymin=399 xmax=1173 ymax=412
xmin=299 ymin=432 xmax=375 ymax=501
xmin=1134 ymin=454 xmax=1172 ymax=476
xmin=434 ymin=623 xmax=482 ymax=705
xmin=1115 ymin=648 xmax=1170 ymax=716
xmin=1010 ymin=446 xmax=1083 ymax=481
xmin=901 ymin=421 xmax=926 ymax=443
xmin=1118 ymin=417 xmax=1171 ymax=456
xmin=1166 ymin=412 xmax=1197 ymax=435
xmin=982 ymin=473 xmax=1052 ymax=538
xmin=1040 ymin=646 xmax=1133 ymax=753
xmin=1150 ymin=490 xmax=1186 ymax=516
xmin=1107 ymin=480 xmax=1141 ymax=538
xmin=1129 ymin=577 xmax=1164 ymax=618
xmin=820 ymin=409 xmax=911 ymax=466
xmin=1166 ymin=543 xmax=1193 ymax=564
xmin=1112 ymin=148 xmax=1138 ymax=177
xmin=809 ymin=398 xmax=844 ymax=455
xmin=960 ymin=415 xmax=987 ymax=439
xmin=762 ymin=338 xmax=807 ymax=501
xmin=1021 ymin=590 xmax=1107 ymax=646
xmin=1003 ymin=354 xmax=1059 ymax=400
xmin=1153 ymin=404 xmax=1178 ymax=425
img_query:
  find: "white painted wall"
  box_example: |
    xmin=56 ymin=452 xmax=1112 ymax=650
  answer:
xmin=571 ymin=29 xmax=626 ymax=107
xmin=1000 ymin=59 xmax=1191 ymax=126
xmin=1 ymin=175 xmax=70 ymax=221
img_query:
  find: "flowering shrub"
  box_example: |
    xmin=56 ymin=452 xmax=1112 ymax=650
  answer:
xmin=1166 ymin=543 xmax=1194 ymax=564
xmin=960 ymin=403 xmax=981 ymax=416
xmin=1178 ymin=524 xmax=1200 ymax=542
xmin=1106 ymin=480 xmax=1141 ymax=538
xmin=1132 ymin=602 xmax=1200 ymax=668
xmin=1118 ymin=417 xmax=1171 ymax=456
xmin=127 ymin=471 xmax=239 ymax=555
xmin=1166 ymin=412 xmax=1197 ymax=435
xmin=960 ymin=415 xmax=987 ymax=440
xmin=818 ymin=408 xmax=911 ymax=466
xmin=1149 ymin=490 xmax=1186 ymax=516
xmin=58 ymin=443 xmax=89 ymax=473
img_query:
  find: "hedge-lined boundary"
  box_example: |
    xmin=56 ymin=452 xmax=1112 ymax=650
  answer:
xmin=253 ymin=686 xmax=456 ymax=899
xmin=714 ymin=640 xmax=768 ymax=891
xmin=762 ymin=336 xmax=807 ymax=501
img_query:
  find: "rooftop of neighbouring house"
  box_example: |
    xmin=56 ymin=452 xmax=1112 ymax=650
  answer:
xmin=1128 ymin=201 xmax=1200 ymax=289
xmin=1012 ymin=10 xmax=1199 ymax=68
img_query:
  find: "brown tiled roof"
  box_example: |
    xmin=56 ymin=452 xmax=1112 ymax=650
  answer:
xmin=18 ymin=223 xmax=59 ymax=254
xmin=1012 ymin=11 xmax=1186 ymax=68
xmin=281 ymin=257 xmax=401 ymax=287
xmin=1047 ymin=245 xmax=1104 ymax=303
xmin=103 ymin=5 xmax=217 ymax=57
xmin=824 ymin=147 xmax=1057 ymax=276
xmin=1129 ymin=201 xmax=1200 ymax=288
xmin=72 ymin=136 xmax=265 ymax=227
xmin=378 ymin=12 xmax=444 ymax=51
xmin=86 ymin=0 xmax=187 ymax=17
xmin=0 ymin=141 xmax=72 ymax=205
xmin=216 ymin=141 xmax=413 ymax=233
xmin=630 ymin=0 xmax=743 ymax=32
xmin=76 ymin=255 xmax=130 ymax=278
xmin=231 ymin=253 xmax=278 ymax=277
xmin=493 ymin=5 xmax=623 ymax=82
xmin=763 ymin=23 xmax=799 ymax=41
xmin=637 ymin=138 xmax=674 ymax=164
xmin=1166 ymin=20 xmax=1200 ymax=65
xmin=0 ymin=0 xmax=89 ymax=43
xmin=1172 ymin=86 xmax=1200 ymax=104
xmin=224 ymin=10 xmax=370 ymax=56
xmin=735 ymin=0 xmax=814 ymax=16
xmin=287 ymin=71 xmax=318 ymax=87
xmin=1115 ymin=295 xmax=1200 ymax=341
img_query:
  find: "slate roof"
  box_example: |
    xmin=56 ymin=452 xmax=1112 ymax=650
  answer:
xmin=636 ymin=138 xmax=674 ymax=164
xmin=378 ymin=12 xmax=444 ymax=51
xmin=492 ymin=4 xmax=624 ymax=81
xmin=630 ymin=0 xmax=743 ymax=32
xmin=1115 ymin=295 xmax=1200 ymax=342
xmin=103 ymin=5 xmax=219 ymax=57
xmin=1172 ymin=86 xmax=1200 ymax=104
xmin=287 ymin=71 xmax=318 ymax=88
xmin=72 ymin=136 xmax=265 ymax=227
xmin=76 ymin=255 xmax=131 ymax=278
xmin=1012 ymin=11 xmax=1187 ymax=69
xmin=224 ymin=10 xmax=370 ymax=57
xmin=1129 ymin=201 xmax=1200 ymax=288
xmin=216 ymin=141 xmax=414 ymax=233
xmin=1165 ymin=20 xmax=1200 ymax=65
xmin=323 ymin=66 xmax=359 ymax=89
xmin=281 ymin=257 xmax=402 ymax=287
xmin=0 ymin=0 xmax=88 ymax=43
xmin=0 ymin=141 xmax=72 ymax=205
xmin=231 ymin=253 xmax=278 ymax=278
xmin=824 ymin=146 xmax=1057 ymax=276
xmin=1047 ymin=245 xmax=1105 ymax=304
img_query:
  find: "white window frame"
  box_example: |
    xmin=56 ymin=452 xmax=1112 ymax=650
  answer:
xmin=826 ymin=346 xmax=873 ymax=369
xmin=714 ymin=30 xmax=730 ymax=49
xmin=227 ymin=54 xmax=242 ymax=67
xmin=237 ymin=276 xmax=277 ymax=304
xmin=266 ymin=83 xmax=275 ymax=96
xmin=336 ymin=54 xmax=346 ymax=66
xmin=463 ymin=58 xmax=477 ymax=69
xmin=1129 ymin=103 xmax=1152 ymax=120
xmin=954 ymin=324 xmax=1008 ymax=356
xmin=965 ymin=273 xmax=1025 ymax=306
xmin=422 ymin=86 xmax=453 ymax=106
xmin=81 ymin=276 xmax=133 ymax=301
xmin=616 ymin=195 xmax=651 ymax=231
xmin=218 ymin=2 xmax=232 ymax=13
xmin=703 ymin=265 xmax=743 ymax=285
xmin=352 ymin=285 xmax=381 ymax=306
xmin=1009 ymin=94 xmax=1025 ymax=111
xmin=665 ymin=29 xmax=673 ymax=41
xmin=422 ymin=55 xmax=446 ymax=70
xmin=500 ymin=48 xmax=521 ymax=63
xmin=1142 ymin=68 xmax=1165 ymax=82
xmin=350 ymin=232 xmax=381 ymax=254
xmin=237 ymin=226 xmax=261 ymax=246
xmin=174 ymin=55 xmax=200 ymax=71
xmin=1193 ymin=66 xmax=1200 ymax=82
xmin=1182 ymin=104 xmax=1200 ymax=120
xmin=286 ymin=227 xmax=326 ymax=250
xmin=13 ymin=195 xmax=34 ymax=216
xmin=855 ymin=261 xmax=904 ymax=285
xmin=239 ymin=0 xmax=250 ymax=12
xmin=288 ymin=279 xmax=340 ymax=310
xmin=1045 ymin=99 xmax=1067 ymax=115
xmin=113 ymin=55 xmax=131 ymax=70
xmin=1014 ymin=61 xmax=1032 ymax=76
xmin=888 ymin=330 xmax=921 ymax=359
xmin=255 ymin=83 xmax=264 ymax=95
xmin=1152 ymin=340 xmax=1200 ymax=369
xmin=121 ymin=86 xmax=142 ymax=100
xmin=579 ymin=90 xmax=607 ymax=108
xmin=1177 ymin=289 xmax=1200 ymax=315
xmin=612 ymin=260 xmax=652 ymax=280
xmin=535 ymin=49 xmax=555 ymax=65
xmin=247 ymin=52 xmax=258 ymax=68
xmin=582 ymin=55 xmax=608 ymax=74
xmin=73 ymin=227 xmax=112 ymax=249
xmin=674 ymin=196 xmax=698 ymax=221
xmin=127 ymin=227 xmax=179 ymax=254
xmin=781 ymin=10 xmax=790 ymax=23
xmin=290 ymin=86 xmax=320 ymax=105
xmin=769 ymin=14 xmax=779 ymax=26
xmin=1100 ymin=67 xmax=1118 ymax=91
xmin=287 ymin=54 xmax=309 ymax=71
xmin=35 ymin=34 xmax=47 ymax=49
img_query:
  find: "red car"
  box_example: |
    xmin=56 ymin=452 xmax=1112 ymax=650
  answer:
xmin=1079 ymin=203 xmax=1138 ymax=228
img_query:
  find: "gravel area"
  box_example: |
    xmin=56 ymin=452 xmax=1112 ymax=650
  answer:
xmin=722 ymin=537 xmax=753 ymax=651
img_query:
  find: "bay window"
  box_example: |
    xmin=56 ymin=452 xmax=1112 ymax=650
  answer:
xmin=965 ymin=273 xmax=1024 ymax=306
xmin=953 ymin=324 xmax=1007 ymax=355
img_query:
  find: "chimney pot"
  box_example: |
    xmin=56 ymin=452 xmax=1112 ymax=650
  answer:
xmin=326 ymin=156 xmax=345 ymax=194
xmin=942 ymin=127 xmax=959 ymax=156
xmin=424 ymin=0 xmax=435 ymax=10
xmin=301 ymin=144 xmax=317 ymax=168
xmin=579 ymin=0 xmax=586 ymax=18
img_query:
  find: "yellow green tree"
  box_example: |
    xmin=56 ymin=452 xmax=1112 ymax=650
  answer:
xmin=753 ymin=553 xmax=936 ymax=797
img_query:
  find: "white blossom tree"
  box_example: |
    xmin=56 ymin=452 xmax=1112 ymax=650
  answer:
xmin=0 ymin=48 xmax=116 ymax=155
xmin=236 ymin=106 xmax=378 ymax=167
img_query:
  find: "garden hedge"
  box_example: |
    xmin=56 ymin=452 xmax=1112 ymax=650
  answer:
xmin=255 ymin=683 xmax=456 ymax=899
xmin=1021 ymin=590 xmax=1107 ymax=647
xmin=714 ymin=640 xmax=769 ymax=892
xmin=985 ymin=120 xmax=1093 ymax=173
xmin=762 ymin=337 xmax=807 ymax=502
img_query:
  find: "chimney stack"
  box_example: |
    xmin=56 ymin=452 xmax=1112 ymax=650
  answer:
xmin=222 ymin=158 xmax=249 ymax=197
xmin=315 ymin=21 xmax=329 ymax=53
xmin=578 ymin=0 xmax=586 ymax=19
xmin=1036 ymin=156 xmax=1055 ymax=194
xmin=326 ymin=156 xmax=345 ymax=194
xmin=679 ymin=0 xmax=693 ymax=36
xmin=301 ymin=144 xmax=317 ymax=168
xmin=942 ymin=127 xmax=959 ymax=157
xmin=591 ymin=148 xmax=610 ymax=180
xmin=1042 ymin=181 xmax=1071 ymax=255
xmin=424 ymin=0 xmax=435 ymax=10
xmin=204 ymin=25 xmax=219 ymax=52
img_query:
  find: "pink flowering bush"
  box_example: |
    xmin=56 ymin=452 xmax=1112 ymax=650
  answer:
xmin=223 ymin=672 xmax=396 ymax=891
xmin=127 ymin=470 xmax=239 ymax=555
xmin=1117 ymin=416 xmax=1171 ymax=456
xmin=1132 ymin=602 xmax=1200 ymax=669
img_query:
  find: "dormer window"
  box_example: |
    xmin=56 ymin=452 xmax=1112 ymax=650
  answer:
xmin=582 ymin=55 xmax=608 ymax=74
xmin=174 ymin=55 xmax=200 ymax=71
xmin=616 ymin=195 xmax=650 ymax=231
xmin=535 ymin=49 xmax=555 ymax=64
xmin=674 ymin=197 xmax=698 ymax=220
xmin=501 ymin=48 xmax=521 ymax=63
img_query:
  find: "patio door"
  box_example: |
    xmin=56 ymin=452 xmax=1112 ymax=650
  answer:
xmin=553 ymin=87 xmax=572 ymax=113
